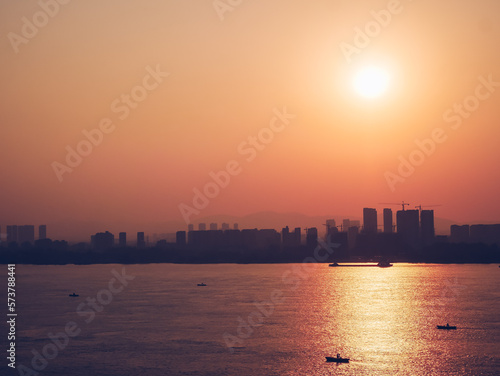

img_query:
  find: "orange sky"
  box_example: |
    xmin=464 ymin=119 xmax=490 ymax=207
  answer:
xmin=1 ymin=0 xmax=500 ymax=240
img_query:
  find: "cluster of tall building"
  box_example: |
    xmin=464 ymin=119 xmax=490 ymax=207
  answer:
xmin=180 ymin=225 xmax=321 ymax=251
xmin=2 ymin=225 xmax=46 ymax=245
xmin=7 ymin=209 xmax=500 ymax=253
xmin=91 ymin=231 xmax=146 ymax=251
xmin=187 ymin=223 xmax=239 ymax=231
xmin=366 ymin=207 xmax=435 ymax=247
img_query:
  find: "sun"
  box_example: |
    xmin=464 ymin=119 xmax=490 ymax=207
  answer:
xmin=353 ymin=66 xmax=390 ymax=98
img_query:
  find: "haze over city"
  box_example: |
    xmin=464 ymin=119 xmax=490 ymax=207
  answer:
xmin=1 ymin=0 xmax=500 ymax=242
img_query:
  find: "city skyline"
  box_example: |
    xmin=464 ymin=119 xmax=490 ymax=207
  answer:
xmin=1 ymin=1 xmax=500 ymax=233
xmin=2 ymin=205 xmax=500 ymax=247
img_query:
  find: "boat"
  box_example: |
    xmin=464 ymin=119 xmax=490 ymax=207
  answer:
xmin=437 ymin=324 xmax=456 ymax=330
xmin=197 ymin=283 xmax=207 ymax=286
xmin=326 ymin=354 xmax=349 ymax=363
xmin=377 ymin=260 xmax=393 ymax=268
xmin=69 ymin=293 xmax=79 ymax=297
xmin=329 ymin=261 xmax=392 ymax=267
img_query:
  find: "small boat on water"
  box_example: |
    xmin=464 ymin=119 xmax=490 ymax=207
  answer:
xmin=197 ymin=283 xmax=207 ymax=286
xmin=377 ymin=260 xmax=393 ymax=268
xmin=329 ymin=261 xmax=393 ymax=267
xmin=437 ymin=323 xmax=456 ymax=330
xmin=69 ymin=293 xmax=79 ymax=297
xmin=326 ymin=354 xmax=349 ymax=363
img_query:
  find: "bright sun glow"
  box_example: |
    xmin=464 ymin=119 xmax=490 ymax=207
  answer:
xmin=353 ymin=66 xmax=390 ymax=98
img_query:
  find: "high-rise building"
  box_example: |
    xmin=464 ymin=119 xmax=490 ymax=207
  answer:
xmin=420 ymin=210 xmax=435 ymax=245
xmin=119 ymin=232 xmax=127 ymax=247
xmin=188 ymin=224 xmax=194 ymax=232
xmin=397 ymin=210 xmax=420 ymax=247
xmin=326 ymin=219 xmax=336 ymax=229
xmin=233 ymin=223 xmax=239 ymax=230
xmin=137 ymin=232 xmax=146 ymax=248
xmin=7 ymin=225 xmax=18 ymax=243
xmin=91 ymin=231 xmax=114 ymax=251
xmin=198 ymin=223 xmax=206 ymax=231
xmin=383 ymin=208 xmax=393 ymax=233
xmin=221 ymin=223 xmax=230 ymax=230
xmin=342 ymin=219 xmax=350 ymax=232
xmin=176 ymin=231 xmax=186 ymax=245
xmin=209 ymin=223 xmax=217 ymax=230
xmin=282 ymin=226 xmax=301 ymax=247
xmin=39 ymin=225 xmax=47 ymax=240
xmin=18 ymin=225 xmax=35 ymax=244
xmin=306 ymin=227 xmax=318 ymax=248
xmin=347 ymin=226 xmax=359 ymax=249
xmin=363 ymin=208 xmax=377 ymax=234
xmin=256 ymin=229 xmax=280 ymax=249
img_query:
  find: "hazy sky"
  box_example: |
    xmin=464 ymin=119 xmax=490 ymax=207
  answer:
xmin=1 ymin=0 xmax=500 ymax=238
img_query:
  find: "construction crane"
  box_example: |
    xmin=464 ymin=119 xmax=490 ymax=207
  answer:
xmin=415 ymin=204 xmax=441 ymax=212
xmin=379 ymin=201 xmax=410 ymax=211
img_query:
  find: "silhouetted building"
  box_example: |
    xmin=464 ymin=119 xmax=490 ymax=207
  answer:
xmin=119 ymin=232 xmax=127 ymax=247
xmin=198 ymin=223 xmax=206 ymax=231
xmin=188 ymin=224 xmax=194 ymax=232
xmin=7 ymin=225 xmax=18 ymax=243
xmin=221 ymin=223 xmax=230 ymax=230
xmin=326 ymin=219 xmax=336 ymax=227
xmin=137 ymin=232 xmax=145 ymax=249
xmin=342 ymin=219 xmax=350 ymax=232
xmin=241 ymin=229 xmax=258 ymax=249
xmin=222 ymin=229 xmax=242 ymax=247
xmin=469 ymin=224 xmax=500 ymax=245
xmin=18 ymin=225 xmax=35 ymax=245
xmin=363 ymin=208 xmax=377 ymax=234
xmin=176 ymin=231 xmax=186 ymax=245
xmin=306 ymin=227 xmax=318 ymax=248
xmin=233 ymin=223 xmax=239 ymax=230
xmin=39 ymin=225 xmax=47 ymax=240
xmin=397 ymin=210 xmax=420 ymax=248
xmin=256 ymin=229 xmax=281 ymax=249
xmin=282 ymin=226 xmax=301 ymax=247
xmin=420 ymin=210 xmax=435 ymax=246
xmin=209 ymin=223 xmax=217 ymax=230
xmin=450 ymin=225 xmax=470 ymax=243
xmin=347 ymin=225 xmax=359 ymax=249
xmin=91 ymin=231 xmax=114 ymax=251
xmin=383 ymin=208 xmax=393 ymax=234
